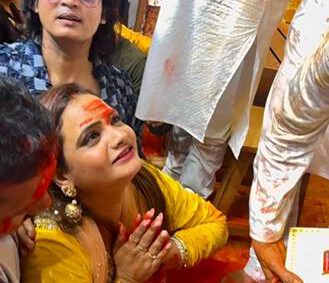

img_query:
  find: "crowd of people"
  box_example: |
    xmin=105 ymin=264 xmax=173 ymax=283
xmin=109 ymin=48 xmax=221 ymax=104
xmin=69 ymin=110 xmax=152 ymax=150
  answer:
xmin=0 ymin=0 xmax=328 ymax=283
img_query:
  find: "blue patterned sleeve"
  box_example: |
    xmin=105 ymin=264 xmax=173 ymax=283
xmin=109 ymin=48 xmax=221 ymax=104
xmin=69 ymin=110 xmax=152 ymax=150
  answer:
xmin=120 ymin=70 xmax=144 ymax=155
xmin=95 ymin=63 xmax=144 ymax=155
xmin=0 ymin=43 xmax=10 ymax=76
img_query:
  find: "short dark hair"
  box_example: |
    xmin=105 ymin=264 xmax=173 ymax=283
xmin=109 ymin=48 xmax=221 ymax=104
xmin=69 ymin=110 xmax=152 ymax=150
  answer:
xmin=22 ymin=0 xmax=119 ymax=62
xmin=0 ymin=76 xmax=56 ymax=184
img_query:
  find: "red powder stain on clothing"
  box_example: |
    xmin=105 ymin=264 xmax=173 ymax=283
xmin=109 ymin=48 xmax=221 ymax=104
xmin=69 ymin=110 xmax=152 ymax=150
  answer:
xmin=261 ymin=206 xmax=276 ymax=214
xmin=164 ymin=58 xmax=175 ymax=82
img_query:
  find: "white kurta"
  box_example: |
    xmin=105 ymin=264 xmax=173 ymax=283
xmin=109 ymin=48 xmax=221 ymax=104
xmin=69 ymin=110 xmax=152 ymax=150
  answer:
xmin=245 ymin=1 xmax=329 ymax=281
xmin=137 ymin=0 xmax=289 ymax=158
xmin=250 ymin=0 xmax=329 ymax=244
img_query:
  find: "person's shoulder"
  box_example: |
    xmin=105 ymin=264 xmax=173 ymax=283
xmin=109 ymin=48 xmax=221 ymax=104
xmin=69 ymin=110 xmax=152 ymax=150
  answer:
xmin=0 ymin=41 xmax=40 ymax=78
xmin=0 ymin=41 xmax=27 ymax=53
xmin=23 ymin=216 xmax=93 ymax=282
xmin=34 ymin=215 xmax=78 ymax=246
xmin=114 ymin=39 xmax=147 ymax=62
xmin=141 ymin=161 xmax=181 ymax=191
xmin=0 ymin=235 xmax=20 ymax=283
xmin=0 ymin=41 xmax=31 ymax=64
xmin=95 ymin=60 xmax=131 ymax=82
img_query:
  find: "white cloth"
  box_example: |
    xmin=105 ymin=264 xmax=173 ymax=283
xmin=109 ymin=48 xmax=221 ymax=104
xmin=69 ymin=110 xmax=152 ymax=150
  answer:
xmin=245 ymin=1 xmax=329 ymax=281
xmin=137 ymin=0 xmax=289 ymax=158
xmin=250 ymin=0 xmax=329 ymax=245
xmin=263 ymin=0 xmax=329 ymax=180
xmin=162 ymin=43 xmax=256 ymax=198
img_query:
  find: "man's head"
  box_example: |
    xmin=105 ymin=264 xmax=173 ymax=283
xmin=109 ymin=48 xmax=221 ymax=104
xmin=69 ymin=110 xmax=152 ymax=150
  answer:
xmin=0 ymin=77 xmax=56 ymax=235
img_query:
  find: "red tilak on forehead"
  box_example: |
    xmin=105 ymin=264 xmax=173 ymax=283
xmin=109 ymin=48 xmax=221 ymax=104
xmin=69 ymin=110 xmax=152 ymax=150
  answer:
xmin=101 ymin=108 xmax=113 ymax=123
xmin=79 ymin=117 xmax=93 ymax=128
xmin=80 ymin=99 xmax=114 ymax=128
xmin=83 ymin=99 xmax=107 ymax=111
xmin=32 ymin=154 xmax=57 ymax=201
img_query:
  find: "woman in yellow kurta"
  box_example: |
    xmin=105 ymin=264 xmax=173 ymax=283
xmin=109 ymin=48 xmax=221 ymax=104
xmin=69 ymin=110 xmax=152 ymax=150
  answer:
xmin=22 ymin=84 xmax=228 ymax=283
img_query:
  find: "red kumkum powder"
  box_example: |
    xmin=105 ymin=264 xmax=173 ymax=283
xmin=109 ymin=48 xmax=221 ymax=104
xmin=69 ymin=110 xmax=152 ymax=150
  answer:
xmin=32 ymin=154 xmax=57 ymax=201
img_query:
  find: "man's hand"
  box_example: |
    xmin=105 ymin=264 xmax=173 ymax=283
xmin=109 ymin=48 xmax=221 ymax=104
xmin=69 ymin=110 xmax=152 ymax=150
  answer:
xmin=17 ymin=218 xmax=36 ymax=257
xmin=252 ymin=239 xmax=303 ymax=283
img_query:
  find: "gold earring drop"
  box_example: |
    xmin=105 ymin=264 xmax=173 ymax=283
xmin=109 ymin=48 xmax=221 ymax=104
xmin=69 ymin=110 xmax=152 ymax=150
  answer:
xmin=61 ymin=184 xmax=77 ymax=198
xmin=65 ymin=200 xmax=82 ymax=223
xmin=61 ymin=184 xmax=82 ymax=223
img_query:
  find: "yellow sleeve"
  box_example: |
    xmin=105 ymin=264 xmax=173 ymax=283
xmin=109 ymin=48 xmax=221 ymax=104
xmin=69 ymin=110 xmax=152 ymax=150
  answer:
xmin=22 ymin=227 xmax=92 ymax=283
xmin=114 ymin=23 xmax=152 ymax=54
xmin=143 ymin=163 xmax=229 ymax=267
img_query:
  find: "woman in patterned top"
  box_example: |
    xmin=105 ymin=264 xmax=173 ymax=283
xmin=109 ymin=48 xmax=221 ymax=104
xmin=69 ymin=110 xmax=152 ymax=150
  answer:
xmin=0 ymin=0 xmax=141 ymax=144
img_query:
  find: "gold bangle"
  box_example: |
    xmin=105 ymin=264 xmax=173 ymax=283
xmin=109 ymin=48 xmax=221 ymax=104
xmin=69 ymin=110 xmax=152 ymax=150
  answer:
xmin=171 ymin=236 xmax=188 ymax=269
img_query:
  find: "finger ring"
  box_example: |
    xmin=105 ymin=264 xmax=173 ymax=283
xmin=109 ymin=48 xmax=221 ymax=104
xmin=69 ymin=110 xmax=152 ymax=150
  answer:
xmin=146 ymin=251 xmax=157 ymax=260
xmin=138 ymin=245 xmax=148 ymax=252
xmin=129 ymin=235 xmax=139 ymax=245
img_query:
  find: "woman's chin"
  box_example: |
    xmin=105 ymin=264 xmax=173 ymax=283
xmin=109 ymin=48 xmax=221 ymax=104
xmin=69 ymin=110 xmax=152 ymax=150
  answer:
xmin=127 ymin=156 xmax=142 ymax=177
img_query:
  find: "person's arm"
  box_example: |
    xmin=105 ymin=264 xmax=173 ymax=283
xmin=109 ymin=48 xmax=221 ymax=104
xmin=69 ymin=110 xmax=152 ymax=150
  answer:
xmin=250 ymin=32 xmax=329 ymax=281
xmin=110 ymin=38 xmax=147 ymax=96
xmin=114 ymin=23 xmax=152 ymax=54
xmin=21 ymin=227 xmax=92 ymax=283
xmin=146 ymin=163 xmax=228 ymax=268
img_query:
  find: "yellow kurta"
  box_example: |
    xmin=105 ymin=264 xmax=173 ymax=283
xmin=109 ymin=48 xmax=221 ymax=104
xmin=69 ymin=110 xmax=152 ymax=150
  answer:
xmin=22 ymin=163 xmax=228 ymax=282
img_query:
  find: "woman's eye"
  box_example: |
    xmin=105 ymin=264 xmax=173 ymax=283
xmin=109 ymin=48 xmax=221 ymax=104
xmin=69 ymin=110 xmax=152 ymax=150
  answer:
xmin=111 ymin=115 xmax=122 ymax=125
xmin=83 ymin=131 xmax=100 ymax=145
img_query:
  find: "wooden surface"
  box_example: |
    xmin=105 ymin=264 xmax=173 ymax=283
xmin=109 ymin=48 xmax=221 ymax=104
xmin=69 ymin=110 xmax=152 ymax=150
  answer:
xmin=264 ymin=21 xmax=289 ymax=70
xmin=243 ymin=106 xmax=264 ymax=153
xmin=212 ymin=151 xmax=254 ymax=214
xmin=254 ymin=21 xmax=289 ymax=107
xmin=134 ymin=0 xmax=148 ymax=32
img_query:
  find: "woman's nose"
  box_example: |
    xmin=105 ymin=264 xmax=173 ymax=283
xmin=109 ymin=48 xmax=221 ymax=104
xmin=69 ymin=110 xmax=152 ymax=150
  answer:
xmin=106 ymin=127 xmax=127 ymax=149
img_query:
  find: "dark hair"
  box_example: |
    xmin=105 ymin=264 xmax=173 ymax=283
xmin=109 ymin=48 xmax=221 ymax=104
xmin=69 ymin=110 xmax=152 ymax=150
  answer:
xmin=40 ymin=83 xmax=168 ymax=231
xmin=0 ymin=2 xmax=24 ymax=43
xmin=22 ymin=0 xmax=119 ymax=62
xmin=0 ymin=76 xmax=56 ymax=184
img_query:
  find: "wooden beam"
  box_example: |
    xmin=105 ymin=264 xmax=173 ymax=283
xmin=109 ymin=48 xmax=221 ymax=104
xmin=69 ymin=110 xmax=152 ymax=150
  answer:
xmin=134 ymin=0 xmax=148 ymax=32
